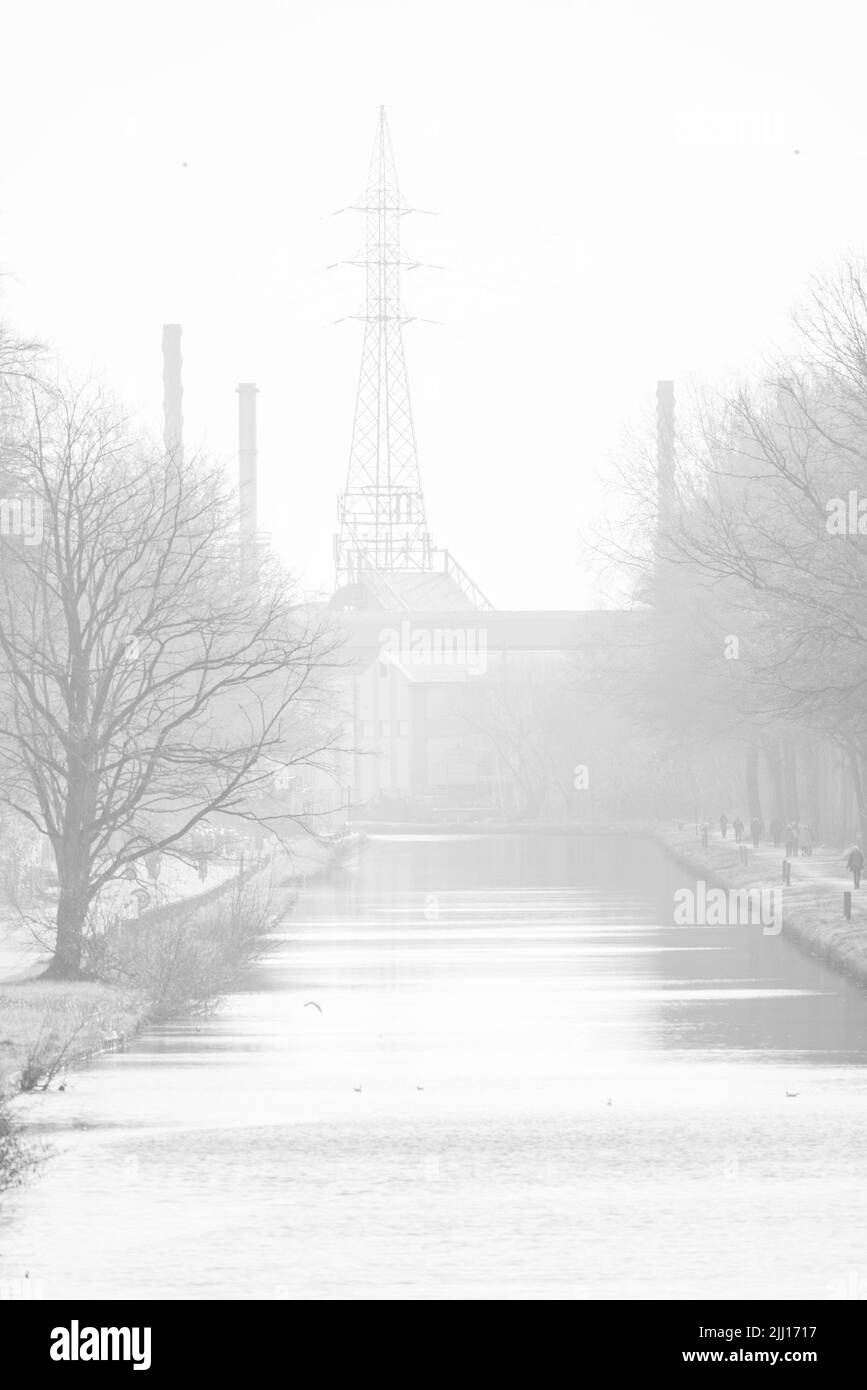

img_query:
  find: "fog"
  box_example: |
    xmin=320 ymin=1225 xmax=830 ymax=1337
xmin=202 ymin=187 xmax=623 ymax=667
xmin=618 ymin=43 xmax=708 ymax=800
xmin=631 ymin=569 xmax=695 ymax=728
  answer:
xmin=3 ymin=0 xmax=867 ymax=605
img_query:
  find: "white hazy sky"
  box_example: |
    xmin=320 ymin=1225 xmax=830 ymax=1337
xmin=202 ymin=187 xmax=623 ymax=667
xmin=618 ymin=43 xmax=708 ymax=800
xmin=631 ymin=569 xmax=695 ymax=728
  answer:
xmin=1 ymin=0 xmax=866 ymax=607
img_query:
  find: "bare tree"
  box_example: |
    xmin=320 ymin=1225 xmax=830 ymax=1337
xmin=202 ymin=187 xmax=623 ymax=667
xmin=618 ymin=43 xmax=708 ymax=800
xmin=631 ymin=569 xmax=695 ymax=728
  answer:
xmin=460 ymin=658 xmax=591 ymax=819
xmin=462 ymin=665 xmax=562 ymax=818
xmin=605 ymin=256 xmax=867 ymax=841
xmin=0 ymin=377 xmax=340 ymax=978
xmin=0 ymin=300 xmax=42 ymax=393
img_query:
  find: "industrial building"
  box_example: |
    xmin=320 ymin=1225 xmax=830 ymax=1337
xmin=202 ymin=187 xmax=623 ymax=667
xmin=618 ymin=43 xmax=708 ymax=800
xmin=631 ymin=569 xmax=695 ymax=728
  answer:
xmin=160 ymin=109 xmax=667 ymax=825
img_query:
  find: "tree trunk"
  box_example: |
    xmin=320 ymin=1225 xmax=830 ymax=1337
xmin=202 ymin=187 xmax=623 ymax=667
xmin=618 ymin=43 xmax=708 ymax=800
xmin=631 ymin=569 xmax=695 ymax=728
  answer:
xmin=44 ymin=857 xmax=89 ymax=979
xmin=761 ymin=734 xmax=786 ymax=822
xmin=842 ymin=753 xmax=853 ymax=846
xmin=745 ymin=740 xmax=763 ymax=823
xmin=848 ymin=747 xmax=867 ymax=850
xmin=520 ymin=782 xmax=546 ymax=820
xmin=802 ymin=739 xmax=823 ymax=840
xmin=783 ymin=737 xmax=799 ymax=823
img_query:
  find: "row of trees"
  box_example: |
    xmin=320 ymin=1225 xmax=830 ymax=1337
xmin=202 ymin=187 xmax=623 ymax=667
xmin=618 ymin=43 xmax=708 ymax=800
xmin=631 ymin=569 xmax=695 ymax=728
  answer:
xmin=603 ymin=256 xmax=867 ymax=845
xmin=0 ymin=325 xmax=340 ymax=978
xmin=452 ymin=643 xmax=684 ymax=822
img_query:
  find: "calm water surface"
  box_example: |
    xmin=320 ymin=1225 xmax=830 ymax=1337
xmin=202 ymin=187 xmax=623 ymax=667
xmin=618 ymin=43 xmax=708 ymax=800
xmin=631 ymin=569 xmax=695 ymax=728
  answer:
xmin=2 ymin=832 xmax=867 ymax=1300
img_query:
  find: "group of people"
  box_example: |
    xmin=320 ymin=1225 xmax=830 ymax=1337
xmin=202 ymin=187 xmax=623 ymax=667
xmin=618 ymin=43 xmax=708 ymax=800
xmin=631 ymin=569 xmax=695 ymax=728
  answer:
xmin=714 ymin=810 xmax=865 ymax=889
xmin=719 ymin=813 xmax=763 ymax=849
xmin=718 ymin=813 xmax=814 ymax=856
xmin=778 ymin=820 xmax=814 ymax=857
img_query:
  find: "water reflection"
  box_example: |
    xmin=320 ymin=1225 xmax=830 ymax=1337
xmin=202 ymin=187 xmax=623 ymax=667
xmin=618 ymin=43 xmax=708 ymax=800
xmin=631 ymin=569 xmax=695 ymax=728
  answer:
xmin=1 ymin=833 xmax=867 ymax=1300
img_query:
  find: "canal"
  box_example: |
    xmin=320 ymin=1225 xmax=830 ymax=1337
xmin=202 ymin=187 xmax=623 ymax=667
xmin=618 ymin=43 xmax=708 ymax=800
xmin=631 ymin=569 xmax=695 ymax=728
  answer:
xmin=2 ymin=831 xmax=867 ymax=1300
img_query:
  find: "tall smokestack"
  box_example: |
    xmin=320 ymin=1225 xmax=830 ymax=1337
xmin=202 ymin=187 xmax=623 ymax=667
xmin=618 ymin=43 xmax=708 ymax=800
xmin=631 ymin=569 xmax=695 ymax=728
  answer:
xmin=655 ymin=379 xmax=676 ymax=605
xmin=237 ymin=383 xmax=258 ymax=545
xmin=162 ymin=324 xmax=184 ymax=464
xmin=656 ymin=379 xmax=675 ymax=526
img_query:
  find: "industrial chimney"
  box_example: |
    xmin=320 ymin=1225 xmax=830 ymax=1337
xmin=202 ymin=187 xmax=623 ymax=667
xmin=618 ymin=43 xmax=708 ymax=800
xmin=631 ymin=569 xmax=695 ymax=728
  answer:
xmin=654 ymin=380 xmax=676 ymax=606
xmin=237 ymin=383 xmax=258 ymax=546
xmin=656 ymin=379 xmax=675 ymax=527
xmin=162 ymin=324 xmax=184 ymax=464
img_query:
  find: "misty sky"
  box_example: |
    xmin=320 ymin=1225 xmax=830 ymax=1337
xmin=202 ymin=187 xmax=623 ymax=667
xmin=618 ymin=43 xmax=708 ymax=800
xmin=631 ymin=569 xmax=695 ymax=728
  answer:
xmin=2 ymin=0 xmax=866 ymax=608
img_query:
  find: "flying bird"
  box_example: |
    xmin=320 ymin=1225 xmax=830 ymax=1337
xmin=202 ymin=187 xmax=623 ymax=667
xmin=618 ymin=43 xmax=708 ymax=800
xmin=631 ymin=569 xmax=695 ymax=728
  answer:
xmin=785 ymin=1090 xmax=799 ymax=1098
xmin=353 ymin=1083 xmax=362 ymax=1093
xmin=304 ymin=1001 xmax=323 ymax=1014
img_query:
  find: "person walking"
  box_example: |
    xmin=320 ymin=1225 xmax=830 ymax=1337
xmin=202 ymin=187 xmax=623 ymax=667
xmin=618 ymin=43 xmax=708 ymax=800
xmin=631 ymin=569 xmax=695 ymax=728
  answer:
xmin=719 ymin=813 xmax=729 ymax=840
xmin=733 ymin=816 xmax=744 ymax=843
xmin=750 ymin=815 xmax=762 ymax=849
xmin=801 ymin=823 xmax=813 ymax=856
xmin=784 ymin=824 xmax=795 ymax=858
xmin=769 ymin=817 xmax=783 ymax=848
xmin=847 ymin=844 xmax=864 ymax=889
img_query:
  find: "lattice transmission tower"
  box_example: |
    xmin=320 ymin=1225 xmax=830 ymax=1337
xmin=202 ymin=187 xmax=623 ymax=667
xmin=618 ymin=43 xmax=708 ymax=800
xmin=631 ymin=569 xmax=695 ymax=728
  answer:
xmin=332 ymin=108 xmax=491 ymax=611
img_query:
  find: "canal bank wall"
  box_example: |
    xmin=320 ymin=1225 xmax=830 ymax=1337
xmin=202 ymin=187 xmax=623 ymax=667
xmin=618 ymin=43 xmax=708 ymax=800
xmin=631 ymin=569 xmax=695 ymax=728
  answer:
xmin=655 ymin=823 xmax=867 ymax=991
xmin=0 ymin=831 xmax=364 ymax=1179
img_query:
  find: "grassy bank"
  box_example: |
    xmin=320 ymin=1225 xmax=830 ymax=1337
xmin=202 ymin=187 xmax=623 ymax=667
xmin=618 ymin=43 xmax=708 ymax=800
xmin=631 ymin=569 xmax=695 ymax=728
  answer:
xmin=0 ymin=832 xmax=360 ymax=1190
xmin=0 ymin=980 xmax=144 ymax=1095
xmin=0 ymin=975 xmax=149 ymax=1192
xmin=655 ymin=823 xmax=867 ymax=989
xmin=0 ymin=978 xmax=146 ymax=1191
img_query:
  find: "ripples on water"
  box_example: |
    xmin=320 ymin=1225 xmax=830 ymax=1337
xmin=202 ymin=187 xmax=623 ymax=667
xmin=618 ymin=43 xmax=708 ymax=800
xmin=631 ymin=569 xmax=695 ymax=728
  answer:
xmin=2 ymin=832 xmax=867 ymax=1300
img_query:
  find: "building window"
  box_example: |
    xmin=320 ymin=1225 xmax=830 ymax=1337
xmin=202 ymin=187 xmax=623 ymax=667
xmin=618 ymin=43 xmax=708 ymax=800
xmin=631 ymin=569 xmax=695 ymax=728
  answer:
xmin=379 ymin=721 xmax=389 ymax=738
xmin=397 ymin=720 xmax=408 ymax=737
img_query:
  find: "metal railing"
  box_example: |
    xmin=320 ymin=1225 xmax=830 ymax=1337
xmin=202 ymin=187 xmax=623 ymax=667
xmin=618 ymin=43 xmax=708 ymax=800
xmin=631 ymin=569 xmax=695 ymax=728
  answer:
xmin=345 ymin=547 xmax=495 ymax=613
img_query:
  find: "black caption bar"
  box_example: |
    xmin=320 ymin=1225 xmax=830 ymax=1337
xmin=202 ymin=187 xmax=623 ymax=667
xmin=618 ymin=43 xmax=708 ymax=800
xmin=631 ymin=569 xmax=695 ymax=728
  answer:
xmin=1 ymin=1299 xmax=860 ymax=1375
